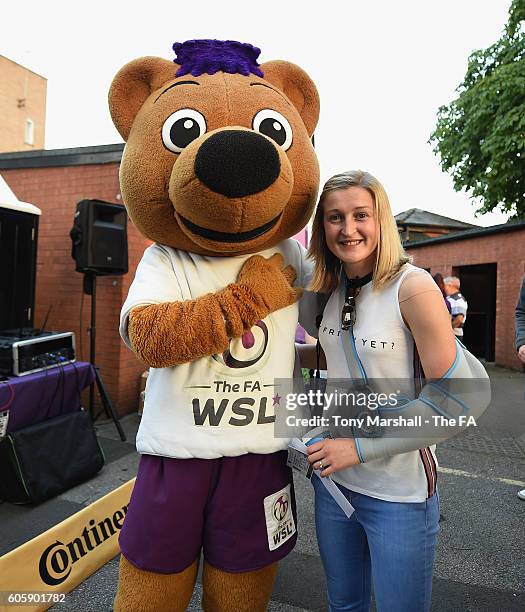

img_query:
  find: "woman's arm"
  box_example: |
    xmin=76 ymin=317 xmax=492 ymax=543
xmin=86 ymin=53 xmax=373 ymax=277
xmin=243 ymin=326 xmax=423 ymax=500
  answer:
xmin=399 ymin=272 xmax=457 ymax=378
xmin=353 ymin=271 xmax=490 ymax=464
xmin=308 ymin=272 xmax=460 ymax=476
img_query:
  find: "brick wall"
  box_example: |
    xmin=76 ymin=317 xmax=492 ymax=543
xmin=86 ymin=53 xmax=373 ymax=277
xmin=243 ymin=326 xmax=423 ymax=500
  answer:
xmin=0 ymin=56 xmax=46 ymax=152
xmin=2 ymin=164 xmax=150 ymax=415
xmin=406 ymin=230 xmax=525 ymax=370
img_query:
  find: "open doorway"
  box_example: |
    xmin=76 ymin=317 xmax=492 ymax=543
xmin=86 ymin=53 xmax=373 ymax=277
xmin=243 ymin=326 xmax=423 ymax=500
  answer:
xmin=454 ymin=263 xmax=497 ymax=361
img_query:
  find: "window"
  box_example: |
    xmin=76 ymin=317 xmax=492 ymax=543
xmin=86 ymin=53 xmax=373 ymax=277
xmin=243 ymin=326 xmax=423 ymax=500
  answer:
xmin=25 ymin=119 xmax=34 ymax=145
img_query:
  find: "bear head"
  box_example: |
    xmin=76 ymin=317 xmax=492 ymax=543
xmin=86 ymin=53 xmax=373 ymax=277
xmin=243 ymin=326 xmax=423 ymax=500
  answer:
xmin=109 ymin=39 xmax=320 ymax=255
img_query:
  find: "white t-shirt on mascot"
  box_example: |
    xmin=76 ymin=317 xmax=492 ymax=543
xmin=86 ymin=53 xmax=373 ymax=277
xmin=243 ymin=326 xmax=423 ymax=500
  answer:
xmin=120 ymin=239 xmax=314 ymax=459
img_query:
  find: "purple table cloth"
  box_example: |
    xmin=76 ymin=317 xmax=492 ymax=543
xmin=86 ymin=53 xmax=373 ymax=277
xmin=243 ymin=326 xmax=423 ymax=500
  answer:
xmin=0 ymin=362 xmax=95 ymax=433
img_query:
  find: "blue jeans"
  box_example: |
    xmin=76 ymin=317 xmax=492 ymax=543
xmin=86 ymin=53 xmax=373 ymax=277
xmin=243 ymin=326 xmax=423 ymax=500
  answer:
xmin=312 ymin=475 xmax=439 ymax=612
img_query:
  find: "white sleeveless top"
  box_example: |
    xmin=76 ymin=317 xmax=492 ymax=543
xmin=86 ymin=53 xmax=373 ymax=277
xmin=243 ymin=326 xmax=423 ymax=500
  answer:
xmin=319 ymin=263 xmax=438 ymax=502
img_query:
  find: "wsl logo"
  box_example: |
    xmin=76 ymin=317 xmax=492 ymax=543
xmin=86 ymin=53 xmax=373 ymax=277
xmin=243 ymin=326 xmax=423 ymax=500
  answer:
xmin=273 ymin=494 xmax=289 ymax=521
xmin=213 ymin=320 xmax=269 ymax=369
xmin=265 ymin=486 xmax=296 ymax=551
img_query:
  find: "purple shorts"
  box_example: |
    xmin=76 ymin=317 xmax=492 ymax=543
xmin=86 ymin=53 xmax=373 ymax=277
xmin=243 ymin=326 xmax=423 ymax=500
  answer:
xmin=119 ymin=451 xmax=297 ymax=574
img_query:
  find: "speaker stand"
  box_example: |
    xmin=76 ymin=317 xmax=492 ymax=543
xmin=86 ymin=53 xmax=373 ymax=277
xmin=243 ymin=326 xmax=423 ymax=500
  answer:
xmin=83 ymin=273 xmax=126 ymax=441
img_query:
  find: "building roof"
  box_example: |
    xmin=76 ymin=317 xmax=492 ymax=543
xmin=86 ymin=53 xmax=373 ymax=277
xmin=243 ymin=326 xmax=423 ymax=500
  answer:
xmin=0 ymin=54 xmax=47 ymax=81
xmin=0 ymin=144 xmax=124 ymax=169
xmin=395 ymin=208 xmax=478 ymax=229
xmin=404 ymin=219 xmax=525 ymax=248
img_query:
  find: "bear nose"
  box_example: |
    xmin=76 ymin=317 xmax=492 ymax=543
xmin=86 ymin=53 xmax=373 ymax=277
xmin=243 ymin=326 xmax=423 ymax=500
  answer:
xmin=194 ymin=130 xmax=281 ymax=198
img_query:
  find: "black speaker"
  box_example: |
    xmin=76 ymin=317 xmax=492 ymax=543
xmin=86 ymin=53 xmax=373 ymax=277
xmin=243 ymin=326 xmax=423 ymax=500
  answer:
xmin=0 ymin=206 xmax=38 ymax=331
xmin=70 ymin=199 xmax=128 ymax=275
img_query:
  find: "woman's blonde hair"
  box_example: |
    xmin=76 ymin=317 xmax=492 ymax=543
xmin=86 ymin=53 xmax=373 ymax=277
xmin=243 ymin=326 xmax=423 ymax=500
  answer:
xmin=308 ymin=170 xmax=410 ymax=293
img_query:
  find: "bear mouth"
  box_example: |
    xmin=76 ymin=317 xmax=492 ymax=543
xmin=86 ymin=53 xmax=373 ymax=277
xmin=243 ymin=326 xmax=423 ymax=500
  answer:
xmin=179 ymin=213 xmax=282 ymax=243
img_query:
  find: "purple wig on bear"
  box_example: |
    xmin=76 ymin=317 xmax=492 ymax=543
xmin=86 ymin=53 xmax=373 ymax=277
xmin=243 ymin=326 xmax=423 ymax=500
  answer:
xmin=173 ymin=39 xmax=264 ymax=78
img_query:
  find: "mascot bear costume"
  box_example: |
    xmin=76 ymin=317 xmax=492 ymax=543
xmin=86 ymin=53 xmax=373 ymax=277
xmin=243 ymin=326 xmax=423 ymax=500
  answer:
xmin=109 ymin=39 xmax=320 ymax=611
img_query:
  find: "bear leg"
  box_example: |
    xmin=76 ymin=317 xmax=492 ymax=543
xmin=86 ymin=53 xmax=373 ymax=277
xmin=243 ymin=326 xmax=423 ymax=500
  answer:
xmin=114 ymin=554 xmax=198 ymax=612
xmin=201 ymin=561 xmax=278 ymax=612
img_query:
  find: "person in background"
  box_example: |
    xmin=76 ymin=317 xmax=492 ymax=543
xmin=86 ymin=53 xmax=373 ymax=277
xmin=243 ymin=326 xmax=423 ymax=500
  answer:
xmin=444 ymin=276 xmax=467 ymax=338
xmin=433 ymin=273 xmax=452 ymax=314
xmin=515 ymin=276 xmax=525 ymax=500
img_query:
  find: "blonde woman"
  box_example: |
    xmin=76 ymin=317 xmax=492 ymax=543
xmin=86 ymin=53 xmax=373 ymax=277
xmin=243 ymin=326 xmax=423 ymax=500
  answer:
xmin=304 ymin=170 xmax=456 ymax=612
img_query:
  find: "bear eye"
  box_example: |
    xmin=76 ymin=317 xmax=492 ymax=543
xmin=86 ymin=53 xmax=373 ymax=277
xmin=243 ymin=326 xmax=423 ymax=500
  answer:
xmin=252 ymin=109 xmax=293 ymax=151
xmin=162 ymin=109 xmax=207 ymax=153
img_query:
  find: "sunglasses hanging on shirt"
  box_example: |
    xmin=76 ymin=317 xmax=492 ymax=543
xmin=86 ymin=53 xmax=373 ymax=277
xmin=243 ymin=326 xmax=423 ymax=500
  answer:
xmin=341 ymin=271 xmax=373 ymax=330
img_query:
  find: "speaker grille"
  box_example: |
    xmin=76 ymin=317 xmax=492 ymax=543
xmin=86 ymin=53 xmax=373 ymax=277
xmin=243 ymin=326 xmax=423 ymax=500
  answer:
xmin=71 ymin=200 xmax=128 ymax=275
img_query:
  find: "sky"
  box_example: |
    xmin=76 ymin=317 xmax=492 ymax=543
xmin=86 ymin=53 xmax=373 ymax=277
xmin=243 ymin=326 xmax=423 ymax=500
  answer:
xmin=1 ymin=0 xmax=513 ymax=227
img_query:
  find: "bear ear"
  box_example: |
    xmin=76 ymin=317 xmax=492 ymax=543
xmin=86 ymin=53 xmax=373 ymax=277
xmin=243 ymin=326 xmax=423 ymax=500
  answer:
xmin=108 ymin=57 xmax=180 ymax=141
xmin=260 ymin=60 xmax=320 ymax=137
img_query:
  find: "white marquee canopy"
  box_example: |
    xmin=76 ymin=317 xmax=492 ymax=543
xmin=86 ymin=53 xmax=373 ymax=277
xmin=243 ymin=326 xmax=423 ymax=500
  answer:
xmin=0 ymin=173 xmax=41 ymax=216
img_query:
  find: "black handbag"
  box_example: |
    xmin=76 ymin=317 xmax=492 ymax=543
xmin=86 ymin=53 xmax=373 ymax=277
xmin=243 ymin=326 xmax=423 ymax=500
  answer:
xmin=0 ymin=409 xmax=105 ymax=504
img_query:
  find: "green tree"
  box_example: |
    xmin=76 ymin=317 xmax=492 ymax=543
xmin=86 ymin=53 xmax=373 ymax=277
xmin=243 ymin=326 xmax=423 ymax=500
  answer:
xmin=430 ymin=0 xmax=525 ymax=219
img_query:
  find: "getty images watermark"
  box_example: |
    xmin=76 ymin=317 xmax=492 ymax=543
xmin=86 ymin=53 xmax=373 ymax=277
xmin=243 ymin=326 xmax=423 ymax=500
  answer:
xmin=273 ymin=378 xmax=489 ymax=439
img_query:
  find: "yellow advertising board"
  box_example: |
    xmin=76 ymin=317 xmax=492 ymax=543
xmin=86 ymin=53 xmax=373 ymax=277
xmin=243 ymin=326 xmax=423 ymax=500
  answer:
xmin=0 ymin=478 xmax=135 ymax=612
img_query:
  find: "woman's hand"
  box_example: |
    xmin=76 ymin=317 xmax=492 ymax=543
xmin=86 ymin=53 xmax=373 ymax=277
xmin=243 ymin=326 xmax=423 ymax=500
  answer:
xmin=307 ymin=438 xmax=361 ymax=477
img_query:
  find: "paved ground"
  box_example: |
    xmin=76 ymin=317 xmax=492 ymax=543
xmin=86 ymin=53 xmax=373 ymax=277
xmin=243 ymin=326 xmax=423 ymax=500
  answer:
xmin=1 ymin=364 xmax=525 ymax=611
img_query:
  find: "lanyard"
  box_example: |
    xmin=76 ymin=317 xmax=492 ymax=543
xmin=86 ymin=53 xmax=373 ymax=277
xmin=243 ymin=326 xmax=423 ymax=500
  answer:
xmin=338 ymin=283 xmax=368 ymax=382
xmin=288 ymin=437 xmax=355 ymax=517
